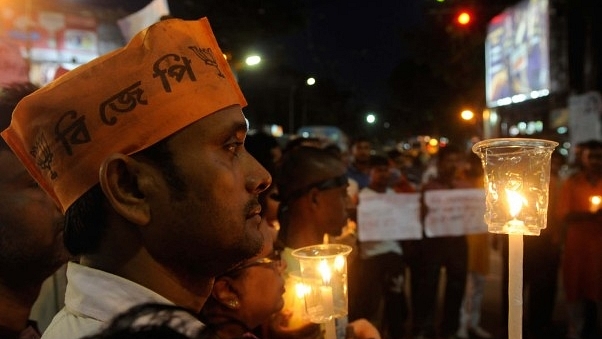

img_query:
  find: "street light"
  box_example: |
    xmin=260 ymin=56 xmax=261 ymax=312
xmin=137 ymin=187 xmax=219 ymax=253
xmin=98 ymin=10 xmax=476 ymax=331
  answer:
xmin=366 ymin=113 xmax=376 ymax=124
xmin=461 ymin=109 xmax=475 ymax=121
xmin=245 ymin=55 xmax=261 ymax=66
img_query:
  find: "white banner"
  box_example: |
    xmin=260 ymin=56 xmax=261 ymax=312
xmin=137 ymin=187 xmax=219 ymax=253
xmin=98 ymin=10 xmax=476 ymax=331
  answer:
xmin=357 ymin=192 xmax=422 ymax=241
xmin=424 ymin=189 xmax=487 ymax=237
xmin=568 ymin=91 xmax=602 ymax=162
xmin=118 ymin=0 xmax=171 ymax=41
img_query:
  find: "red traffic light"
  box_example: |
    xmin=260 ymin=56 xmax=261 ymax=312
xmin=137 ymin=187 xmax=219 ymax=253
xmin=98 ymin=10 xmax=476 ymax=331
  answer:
xmin=456 ymin=10 xmax=472 ymax=26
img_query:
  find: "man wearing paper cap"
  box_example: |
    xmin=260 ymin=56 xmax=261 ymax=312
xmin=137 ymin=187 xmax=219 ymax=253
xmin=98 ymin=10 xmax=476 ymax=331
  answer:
xmin=1 ymin=18 xmax=271 ymax=338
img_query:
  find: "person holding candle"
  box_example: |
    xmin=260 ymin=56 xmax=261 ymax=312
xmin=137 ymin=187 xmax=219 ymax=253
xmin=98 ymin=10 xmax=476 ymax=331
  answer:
xmin=1 ymin=18 xmax=272 ymax=339
xmin=557 ymin=140 xmax=602 ymax=339
xmin=410 ymin=144 xmax=470 ymax=339
xmin=271 ymin=145 xmax=380 ymax=339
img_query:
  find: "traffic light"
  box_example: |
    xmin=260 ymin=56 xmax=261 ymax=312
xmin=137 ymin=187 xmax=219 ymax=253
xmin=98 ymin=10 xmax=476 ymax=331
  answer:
xmin=455 ymin=10 xmax=472 ymax=26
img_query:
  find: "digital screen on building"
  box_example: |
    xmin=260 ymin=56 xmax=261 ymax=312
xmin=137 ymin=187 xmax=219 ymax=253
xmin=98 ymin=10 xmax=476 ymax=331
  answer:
xmin=485 ymin=0 xmax=550 ymax=108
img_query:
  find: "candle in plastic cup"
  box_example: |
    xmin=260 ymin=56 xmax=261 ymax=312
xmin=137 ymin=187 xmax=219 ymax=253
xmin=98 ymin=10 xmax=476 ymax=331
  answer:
xmin=291 ymin=244 xmax=352 ymax=323
xmin=472 ymin=138 xmax=558 ymax=235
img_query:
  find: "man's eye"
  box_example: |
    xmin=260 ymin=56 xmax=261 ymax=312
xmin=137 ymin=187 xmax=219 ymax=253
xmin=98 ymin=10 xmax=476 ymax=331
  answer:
xmin=226 ymin=142 xmax=244 ymax=155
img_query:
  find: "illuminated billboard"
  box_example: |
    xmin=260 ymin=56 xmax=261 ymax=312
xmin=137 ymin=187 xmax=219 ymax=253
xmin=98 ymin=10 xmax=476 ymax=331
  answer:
xmin=485 ymin=0 xmax=550 ymax=108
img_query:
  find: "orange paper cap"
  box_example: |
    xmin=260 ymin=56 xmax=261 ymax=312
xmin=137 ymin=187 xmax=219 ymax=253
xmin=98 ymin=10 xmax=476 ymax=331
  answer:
xmin=1 ymin=18 xmax=246 ymax=213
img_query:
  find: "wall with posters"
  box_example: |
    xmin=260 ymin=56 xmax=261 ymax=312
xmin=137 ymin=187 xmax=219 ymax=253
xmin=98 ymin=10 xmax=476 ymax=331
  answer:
xmin=0 ymin=2 xmax=127 ymax=85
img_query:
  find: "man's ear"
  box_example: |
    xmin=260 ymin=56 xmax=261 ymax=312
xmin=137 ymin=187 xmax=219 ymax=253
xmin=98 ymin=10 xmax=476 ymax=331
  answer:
xmin=99 ymin=153 xmax=152 ymax=226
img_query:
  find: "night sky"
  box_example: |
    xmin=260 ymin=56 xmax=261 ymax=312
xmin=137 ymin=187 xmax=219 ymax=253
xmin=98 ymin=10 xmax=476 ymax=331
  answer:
xmin=265 ymin=0 xmax=424 ymax=108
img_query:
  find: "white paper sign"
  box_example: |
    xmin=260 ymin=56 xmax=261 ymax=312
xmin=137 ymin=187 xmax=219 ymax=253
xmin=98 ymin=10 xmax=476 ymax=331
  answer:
xmin=424 ymin=188 xmax=487 ymax=237
xmin=357 ymin=193 xmax=422 ymax=241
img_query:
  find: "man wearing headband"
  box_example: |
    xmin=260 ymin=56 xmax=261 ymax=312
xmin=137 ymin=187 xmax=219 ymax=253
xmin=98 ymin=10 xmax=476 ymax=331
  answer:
xmin=1 ymin=18 xmax=271 ymax=339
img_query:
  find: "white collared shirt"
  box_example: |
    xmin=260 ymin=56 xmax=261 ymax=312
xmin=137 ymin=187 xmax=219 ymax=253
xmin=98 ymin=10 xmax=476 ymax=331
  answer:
xmin=41 ymin=262 xmax=174 ymax=339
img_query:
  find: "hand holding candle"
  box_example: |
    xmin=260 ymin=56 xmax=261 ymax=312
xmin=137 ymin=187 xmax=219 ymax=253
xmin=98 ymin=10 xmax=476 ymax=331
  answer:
xmin=291 ymin=244 xmax=352 ymax=324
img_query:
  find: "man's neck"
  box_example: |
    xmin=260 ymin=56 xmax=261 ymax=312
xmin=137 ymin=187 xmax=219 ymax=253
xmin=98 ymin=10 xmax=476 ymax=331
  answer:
xmin=81 ymin=249 xmax=213 ymax=313
xmin=286 ymin=220 xmax=323 ymax=249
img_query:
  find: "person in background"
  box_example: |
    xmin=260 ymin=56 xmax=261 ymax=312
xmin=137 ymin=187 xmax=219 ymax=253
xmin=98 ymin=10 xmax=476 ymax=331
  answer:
xmin=456 ymin=152 xmax=492 ymax=339
xmin=351 ymin=154 xmax=409 ymax=339
xmin=387 ymin=148 xmax=417 ymax=193
xmin=2 ymin=18 xmax=270 ymax=339
xmin=347 ymin=137 xmax=372 ymax=190
xmin=272 ymin=146 xmax=380 ymax=339
xmin=557 ymin=141 xmax=602 ymax=339
xmin=410 ymin=144 xmax=469 ymax=339
xmin=0 ymin=82 xmax=71 ymax=339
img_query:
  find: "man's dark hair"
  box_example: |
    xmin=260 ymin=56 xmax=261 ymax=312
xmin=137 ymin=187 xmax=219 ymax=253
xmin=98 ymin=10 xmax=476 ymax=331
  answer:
xmin=65 ymin=137 xmax=187 ymax=255
xmin=0 ymin=82 xmax=39 ymax=150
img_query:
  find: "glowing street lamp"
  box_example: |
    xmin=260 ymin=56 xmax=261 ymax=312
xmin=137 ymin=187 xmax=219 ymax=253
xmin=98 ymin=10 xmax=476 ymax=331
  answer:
xmin=245 ymin=55 xmax=261 ymax=66
xmin=366 ymin=113 xmax=376 ymax=124
xmin=461 ymin=109 xmax=475 ymax=121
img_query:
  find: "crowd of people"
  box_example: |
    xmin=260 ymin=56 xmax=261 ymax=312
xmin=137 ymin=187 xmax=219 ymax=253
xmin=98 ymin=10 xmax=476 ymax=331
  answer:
xmin=0 ymin=15 xmax=601 ymax=339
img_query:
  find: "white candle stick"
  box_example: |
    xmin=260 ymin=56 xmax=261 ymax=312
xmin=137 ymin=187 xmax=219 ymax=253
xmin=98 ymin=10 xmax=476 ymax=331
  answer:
xmin=325 ymin=319 xmax=336 ymax=339
xmin=508 ymin=233 xmax=523 ymax=339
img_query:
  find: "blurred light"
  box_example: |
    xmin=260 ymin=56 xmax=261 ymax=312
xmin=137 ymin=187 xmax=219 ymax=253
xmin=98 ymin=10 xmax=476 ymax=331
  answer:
xmin=245 ymin=55 xmax=261 ymax=66
xmin=306 ymin=77 xmax=316 ymax=86
xmin=428 ymin=138 xmax=439 ymax=147
xmin=461 ymin=109 xmax=474 ymax=121
xmin=270 ymin=125 xmax=283 ymax=137
xmin=557 ymin=126 xmax=568 ymax=134
xmin=489 ymin=111 xmax=499 ymax=124
xmin=366 ymin=113 xmax=376 ymax=124
xmin=456 ymin=11 xmax=472 ymax=26
xmin=509 ymin=125 xmax=520 ymax=136
xmin=384 ymin=122 xmax=390 ymax=128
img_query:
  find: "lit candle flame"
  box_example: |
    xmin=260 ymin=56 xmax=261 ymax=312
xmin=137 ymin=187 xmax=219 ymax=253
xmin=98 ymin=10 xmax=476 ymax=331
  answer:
xmin=318 ymin=259 xmax=332 ymax=284
xmin=295 ymin=282 xmax=310 ymax=299
xmin=506 ymin=189 xmax=525 ymax=218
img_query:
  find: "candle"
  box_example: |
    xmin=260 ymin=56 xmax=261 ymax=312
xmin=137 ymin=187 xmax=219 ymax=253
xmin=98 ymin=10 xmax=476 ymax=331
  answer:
xmin=508 ymin=233 xmax=523 ymax=339
xmin=320 ymin=285 xmax=335 ymax=315
xmin=589 ymin=195 xmax=602 ymax=213
xmin=504 ymin=188 xmax=525 ymax=339
xmin=472 ymin=138 xmax=557 ymax=339
xmin=291 ymin=244 xmax=352 ymax=324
